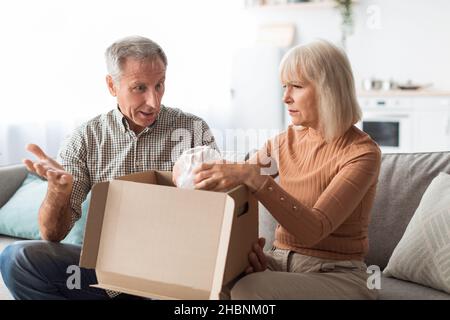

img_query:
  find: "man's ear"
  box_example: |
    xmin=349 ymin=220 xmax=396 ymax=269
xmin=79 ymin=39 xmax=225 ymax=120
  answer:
xmin=106 ymin=75 xmax=117 ymax=97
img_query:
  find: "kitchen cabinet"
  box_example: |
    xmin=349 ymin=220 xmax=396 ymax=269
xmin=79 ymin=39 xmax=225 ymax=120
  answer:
xmin=413 ymin=98 xmax=450 ymax=152
xmin=357 ymin=93 xmax=450 ymax=153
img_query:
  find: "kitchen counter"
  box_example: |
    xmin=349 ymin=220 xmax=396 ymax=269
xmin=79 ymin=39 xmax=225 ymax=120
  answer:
xmin=357 ymin=90 xmax=450 ymax=97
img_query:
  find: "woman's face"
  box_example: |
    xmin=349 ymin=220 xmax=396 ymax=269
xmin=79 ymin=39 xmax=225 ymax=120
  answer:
xmin=282 ymin=78 xmax=319 ymax=130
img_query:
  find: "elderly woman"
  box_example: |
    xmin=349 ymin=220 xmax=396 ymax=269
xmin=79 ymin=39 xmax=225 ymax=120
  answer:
xmin=193 ymin=40 xmax=381 ymax=299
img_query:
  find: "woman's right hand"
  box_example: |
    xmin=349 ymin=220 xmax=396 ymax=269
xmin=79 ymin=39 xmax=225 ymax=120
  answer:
xmin=245 ymin=237 xmax=268 ymax=274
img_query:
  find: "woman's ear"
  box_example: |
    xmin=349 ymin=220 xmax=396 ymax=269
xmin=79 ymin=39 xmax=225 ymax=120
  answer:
xmin=106 ymin=75 xmax=117 ymax=97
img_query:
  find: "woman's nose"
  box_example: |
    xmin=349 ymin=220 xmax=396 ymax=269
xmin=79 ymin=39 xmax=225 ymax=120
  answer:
xmin=283 ymin=90 xmax=293 ymax=104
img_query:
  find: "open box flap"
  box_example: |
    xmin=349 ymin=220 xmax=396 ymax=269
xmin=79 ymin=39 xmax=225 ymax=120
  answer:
xmin=94 ymin=271 xmax=211 ymax=300
xmin=155 ymin=170 xmax=174 ymax=186
xmin=116 ymin=170 xmax=157 ymax=184
xmin=210 ymin=194 xmax=236 ymax=298
xmin=222 ymin=186 xmax=258 ymax=285
xmin=79 ymin=181 xmax=110 ymax=269
xmin=116 ymin=170 xmax=173 ymax=187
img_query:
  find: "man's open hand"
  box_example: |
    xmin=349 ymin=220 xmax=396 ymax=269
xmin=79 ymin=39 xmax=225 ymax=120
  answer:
xmin=23 ymin=144 xmax=73 ymax=195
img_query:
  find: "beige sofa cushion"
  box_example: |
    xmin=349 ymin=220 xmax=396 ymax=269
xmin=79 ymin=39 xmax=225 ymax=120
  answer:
xmin=383 ymin=172 xmax=450 ymax=294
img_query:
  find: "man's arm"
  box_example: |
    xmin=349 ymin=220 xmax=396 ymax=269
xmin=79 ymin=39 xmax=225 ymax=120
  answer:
xmin=23 ymin=144 xmax=74 ymax=241
xmin=38 ymin=183 xmax=74 ymax=242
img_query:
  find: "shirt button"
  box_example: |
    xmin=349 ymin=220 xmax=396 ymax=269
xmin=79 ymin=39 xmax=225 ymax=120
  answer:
xmin=280 ymin=196 xmax=285 ymax=201
xmin=292 ymin=205 xmax=298 ymax=211
xmin=267 ymin=186 xmax=273 ymax=191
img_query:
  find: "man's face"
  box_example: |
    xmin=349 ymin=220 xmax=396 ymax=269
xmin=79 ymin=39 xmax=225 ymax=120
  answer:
xmin=106 ymin=57 xmax=166 ymax=133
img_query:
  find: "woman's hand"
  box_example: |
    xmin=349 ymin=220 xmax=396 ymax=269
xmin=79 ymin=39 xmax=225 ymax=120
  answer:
xmin=245 ymin=238 xmax=268 ymax=274
xmin=193 ymin=162 xmax=267 ymax=192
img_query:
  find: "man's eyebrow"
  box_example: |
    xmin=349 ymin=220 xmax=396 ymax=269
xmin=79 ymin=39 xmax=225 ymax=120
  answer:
xmin=129 ymin=76 xmax=165 ymax=86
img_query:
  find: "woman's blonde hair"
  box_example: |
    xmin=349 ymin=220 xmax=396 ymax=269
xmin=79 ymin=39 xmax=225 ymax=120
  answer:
xmin=280 ymin=39 xmax=362 ymax=142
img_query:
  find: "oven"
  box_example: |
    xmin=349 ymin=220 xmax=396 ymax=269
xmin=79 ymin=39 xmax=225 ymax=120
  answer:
xmin=357 ymin=97 xmax=414 ymax=153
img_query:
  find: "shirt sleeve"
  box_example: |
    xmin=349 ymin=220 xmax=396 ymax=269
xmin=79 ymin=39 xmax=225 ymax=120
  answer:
xmin=253 ymin=148 xmax=381 ymax=247
xmin=56 ymin=126 xmax=91 ymax=226
xmin=195 ymin=118 xmax=220 ymax=152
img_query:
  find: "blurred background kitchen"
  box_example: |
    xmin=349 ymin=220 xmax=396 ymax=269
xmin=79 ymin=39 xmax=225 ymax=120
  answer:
xmin=1 ymin=0 xmax=450 ymax=166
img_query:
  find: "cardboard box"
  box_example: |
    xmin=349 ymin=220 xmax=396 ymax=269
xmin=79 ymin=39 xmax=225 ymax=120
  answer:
xmin=79 ymin=170 xmax=258 ymax=300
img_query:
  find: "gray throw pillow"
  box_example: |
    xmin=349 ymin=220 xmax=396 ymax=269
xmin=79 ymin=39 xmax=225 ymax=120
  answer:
xmin=383 ymin=172 xmax=450 ymax=294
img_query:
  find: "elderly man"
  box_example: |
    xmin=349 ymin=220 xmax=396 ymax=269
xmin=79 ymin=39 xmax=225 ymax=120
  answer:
xmin=0 ymin=36 xmax=217 ymax=299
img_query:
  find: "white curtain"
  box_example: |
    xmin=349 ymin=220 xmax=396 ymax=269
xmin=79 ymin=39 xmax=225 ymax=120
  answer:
xmin=0 ymin=119 xmax=84 ymax=166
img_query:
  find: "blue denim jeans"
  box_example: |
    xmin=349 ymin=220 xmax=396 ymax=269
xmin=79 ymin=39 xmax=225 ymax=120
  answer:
xmin=0 ymin=240 xmax=141 ymax=300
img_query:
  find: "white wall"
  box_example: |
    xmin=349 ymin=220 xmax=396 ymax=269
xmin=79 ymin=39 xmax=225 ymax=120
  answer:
xmin=244 ymin=0 xmax=450 ymax=90
xmin=0 ymin=0 xmax=248 ymax=124
xmin=0 ymin=0 xmax=249 ymax=165
xmin=1 ymin=0 xmax=449 ymax=165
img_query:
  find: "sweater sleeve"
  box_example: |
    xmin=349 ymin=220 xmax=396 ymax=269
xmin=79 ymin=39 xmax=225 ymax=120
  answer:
xmin=253 ymin=148 xmax=381 ymax=247
xmin=248 ymin=134 xmax=284 ymax=177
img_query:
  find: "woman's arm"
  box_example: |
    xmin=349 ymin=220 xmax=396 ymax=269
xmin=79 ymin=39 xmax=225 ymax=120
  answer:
xmin=252 ymin=149 xmax=381 ymax=246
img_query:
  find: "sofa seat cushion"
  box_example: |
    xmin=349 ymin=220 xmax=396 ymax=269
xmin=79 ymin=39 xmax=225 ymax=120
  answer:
xmin=379 ymin=275 xmax=450 ymax=300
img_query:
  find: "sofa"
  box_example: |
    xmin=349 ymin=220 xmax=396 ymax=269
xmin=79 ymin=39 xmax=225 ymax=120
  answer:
xmin=1 ymin=151 xmax=450 ymax=300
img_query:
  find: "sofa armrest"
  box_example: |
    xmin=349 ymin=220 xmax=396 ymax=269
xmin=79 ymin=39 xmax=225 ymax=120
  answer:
xmin=0 ymin=164 xmax=28 ymax=208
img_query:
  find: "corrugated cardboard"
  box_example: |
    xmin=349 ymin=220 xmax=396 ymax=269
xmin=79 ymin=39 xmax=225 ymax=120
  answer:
xmin=79 ymin=170 xmax=258 ymax=300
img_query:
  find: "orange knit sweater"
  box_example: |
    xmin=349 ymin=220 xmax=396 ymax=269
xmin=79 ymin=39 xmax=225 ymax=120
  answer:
xmin=254 ymin=125 xmax=381 ymax=261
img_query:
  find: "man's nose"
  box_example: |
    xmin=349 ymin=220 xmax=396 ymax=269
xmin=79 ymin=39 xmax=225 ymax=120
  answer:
xmin=145 ymin=89 xmax=161 ymax=108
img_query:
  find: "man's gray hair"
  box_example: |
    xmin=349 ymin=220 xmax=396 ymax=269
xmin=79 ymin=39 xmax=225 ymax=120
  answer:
xmin=105 ymin=35 xmax=168 ymax=83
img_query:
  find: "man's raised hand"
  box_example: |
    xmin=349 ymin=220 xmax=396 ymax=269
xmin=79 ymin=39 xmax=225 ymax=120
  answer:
xmin=23 ymin=144 xmax=73 ymax=194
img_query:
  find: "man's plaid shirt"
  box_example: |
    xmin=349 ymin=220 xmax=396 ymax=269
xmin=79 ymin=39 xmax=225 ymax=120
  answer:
xmin=57 ymin=105 xmax=217 ymax=226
